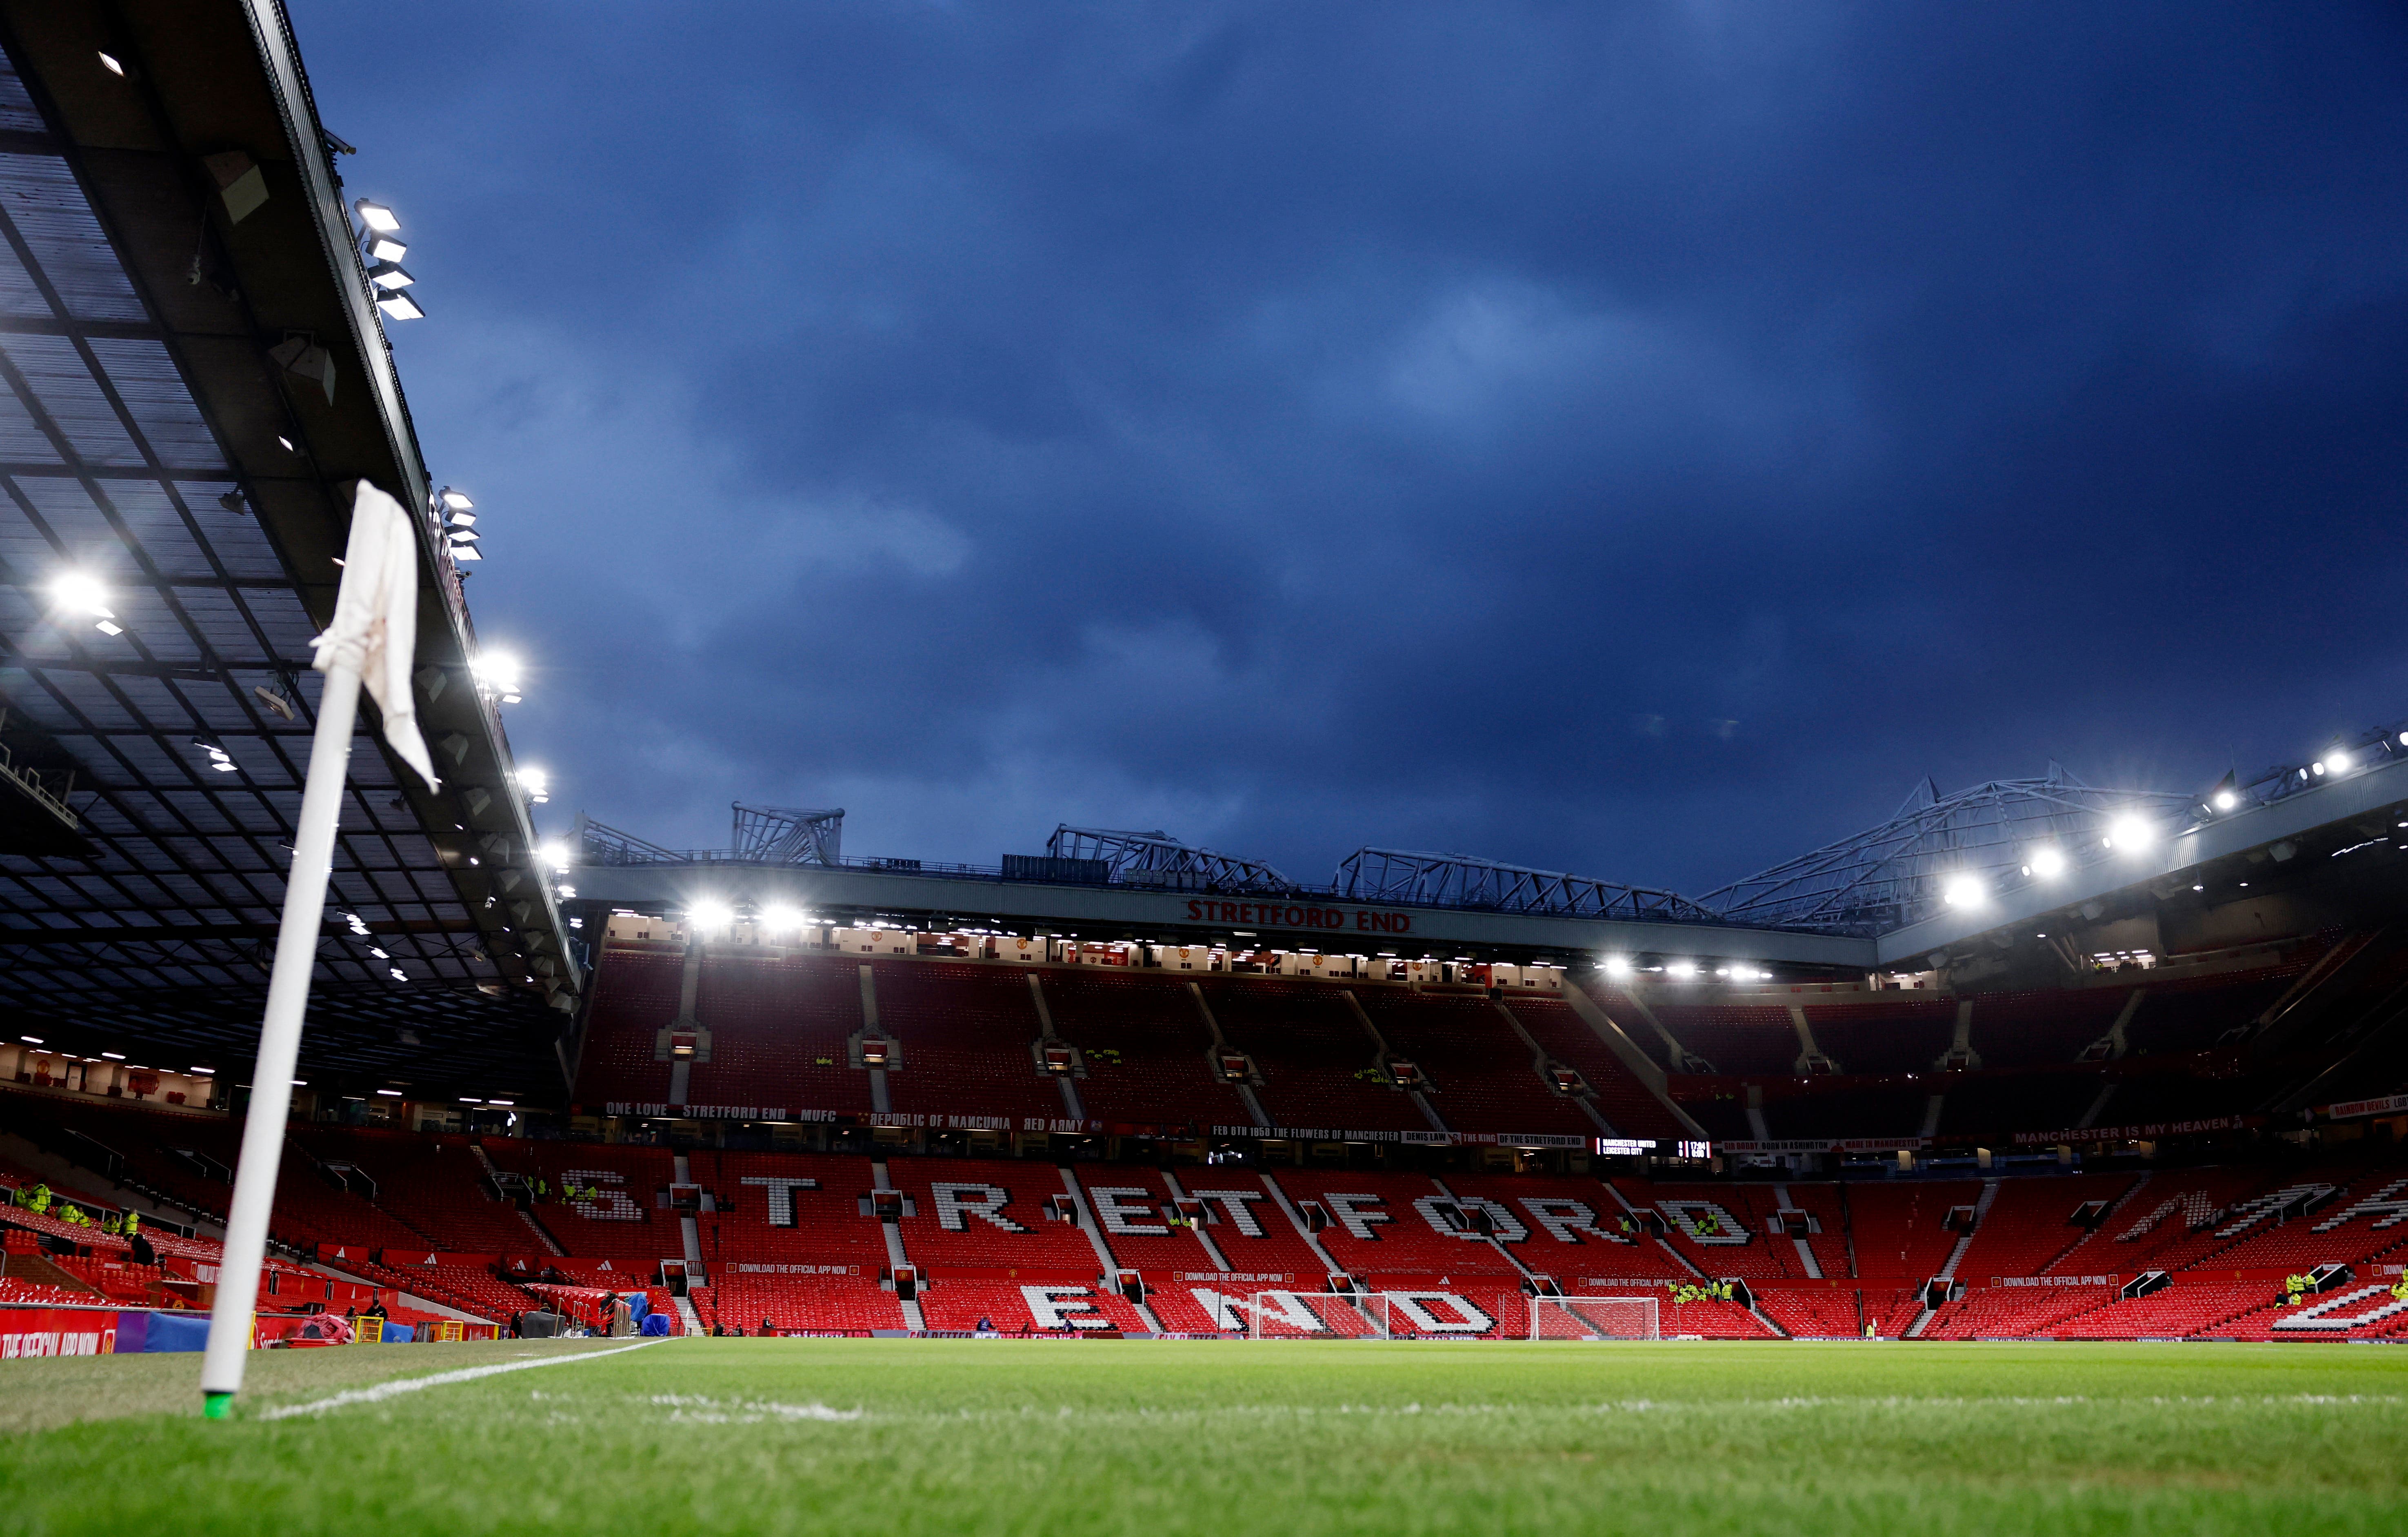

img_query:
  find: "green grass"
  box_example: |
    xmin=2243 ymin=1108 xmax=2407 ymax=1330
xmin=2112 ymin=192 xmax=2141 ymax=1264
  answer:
xmin=2 ymin=1339 xmax=2404 ymax=1535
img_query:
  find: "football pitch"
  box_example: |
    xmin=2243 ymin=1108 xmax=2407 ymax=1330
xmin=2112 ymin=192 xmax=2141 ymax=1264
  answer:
xmin=1 ymin=1339 xmax=2403 ymax=1536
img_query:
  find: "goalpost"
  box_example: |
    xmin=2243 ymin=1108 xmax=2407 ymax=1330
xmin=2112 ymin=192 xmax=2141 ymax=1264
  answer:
xmin=1245 ymin=1290 xmax=1393 ymax=1339
xmin=1528 ymin=1295 xmax=1660 ymax=1341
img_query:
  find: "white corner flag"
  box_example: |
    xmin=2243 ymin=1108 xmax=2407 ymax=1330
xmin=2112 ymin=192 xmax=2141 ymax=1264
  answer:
xmin=201 ymin=482 xmax=443 ymax=1417
xmin=313 ymin=482 xmax=441 ymax=793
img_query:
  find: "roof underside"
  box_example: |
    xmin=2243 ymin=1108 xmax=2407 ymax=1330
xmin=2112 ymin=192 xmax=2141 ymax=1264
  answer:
xmin=0 ymin=26 xmax=560 ymax=1099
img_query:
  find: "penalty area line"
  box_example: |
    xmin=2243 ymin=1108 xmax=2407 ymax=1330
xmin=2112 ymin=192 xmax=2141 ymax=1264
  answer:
xmin=255 ymin=1339 xmax=664 ymax=1420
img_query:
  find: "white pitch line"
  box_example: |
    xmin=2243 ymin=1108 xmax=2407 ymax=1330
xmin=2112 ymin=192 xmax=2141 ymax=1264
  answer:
xmin=256 ymin=1339 xmax=662 ymax=1419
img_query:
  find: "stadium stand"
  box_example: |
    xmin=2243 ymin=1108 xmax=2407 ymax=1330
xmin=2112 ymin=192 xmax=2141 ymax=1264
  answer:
xmin=1800 ymin=999 xmax=1959 ymax=1076
xmin=11 ymin=928 xmax=2408 ymax=1346
xmin=1626 ymin=1180 xmax=1805 ymax=1279
xmin=1348 ymin=991 xmax=1597 ymax=1137
xmin=1965 ymin=988 xmax=2134 ymax=1069
xmin=1760 ymin=1085 xmax=1931 ymax=1141
xmin=1501 ymin=996 xmax=1688 ymax=1138
xmin=872 ymin=961 xmax=1064 ymax=1122
xmin=1951 ymin=1173 xmax=2140 ymax=1281
xmin=1268 ymin=1171 xmax=1526 ymax=1288
xmin=1033 ymin=969 xmax=1254 ymax=1127
xmin=571 ymin=943 xmax=684 ymax=1106
xmin=696 ymin=1150 xmax=904 ymax=1334
xmin=1838 ymin=1180 xmax=1984 ymax=1281
xmin=1204 ymin=980 xmax=1433 ymax=1133
xmin=1647 ymin=1005 xmax=1798 ymax=1077
xmin=683 ymin=953 xmax=875 ymax=1113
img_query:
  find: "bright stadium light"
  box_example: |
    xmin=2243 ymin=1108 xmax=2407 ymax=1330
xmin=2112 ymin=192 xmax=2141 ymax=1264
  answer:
xmin=539 ymin=840 xmax=572 ymax=873
xmin=763 ymin=906 xmax=805 ymax=933
xmin=1942 ymin=874 xmax=1984 ymax=908
xmin=518 ymin=767 xmax=549 ymax=803
xmin=2212 ymin=790 xmax=2239 ymax=811
xmin=51 ymin=569 xmax=121 ymax=634
xmin=1602 ymin=955 xmax=1633 ymax=979
xmin=473 ymin=652 xmax=521 ymax=702
xmin=440 ymin=489 xmax=474 ymax=511
xmin=354 ymin=199 xmax=400 ymax=233
xmin=366 ymin=233 xmax=407 ymax=263
xmin=689 ymin=901 xmax=734 ymax=933
xmin=2106 ymin=814 xmax=2154 ymax=852
xmin=2328 ymin=749 xmax=2352 ymax=772
xmin=367 ymin=261 xmax=415 ymax=291
xmin=1666 ymin=960 xmax=1697 ymax=980
xmin=375 ymin=289 xmax=424 ymax=321
xmin=2311 ymin=761 xmax=2328 ymax=777
xmin=2027 ymin=846 xmax=2067 ymax=879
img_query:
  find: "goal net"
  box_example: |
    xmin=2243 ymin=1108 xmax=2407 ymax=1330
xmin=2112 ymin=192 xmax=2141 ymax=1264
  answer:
xmin=1240 ymin=1290 xmax=1516 ymax=1339
xmin=1244 ymin=1290 xmax=1392 ymax=1339
xmin=1528 ymin=1295 xmax=1660 ymax=1341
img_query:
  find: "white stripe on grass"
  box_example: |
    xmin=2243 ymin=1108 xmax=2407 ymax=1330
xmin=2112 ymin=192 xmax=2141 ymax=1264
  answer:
xmin=256 ymin=1340 xmax=662 ymax=1420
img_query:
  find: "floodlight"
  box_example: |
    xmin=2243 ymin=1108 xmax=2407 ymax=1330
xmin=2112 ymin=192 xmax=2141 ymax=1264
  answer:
xmin=353 ymin=199 xmax=400 ymax=233
xmin=51 ymin=570 xmax=112 ymax=619
xmin=387 ymin=968 xmax=407 ymax=981
xmin=367 ymin=234 xmax=407 ymax=263
xmin=690 ymin=902 xmax=735 ymax=933
xmin=2028 ymin=846 xmax=2066 ymax=879
xmin=2329 ymin=749 xmax=2352 ymax=772
xmin=1942 ymin=874 xmax=1984 ymax=908
xmin=447 ymin=526 xmax=480 ymax=545
xmin=446 ymin=510 xmax=477 ymax=529
xmin=539 ymin=840 xmax=572 ymax=873
xmin=374 ymin=1088 xmax=403 ymax=1097
xmin=369 ymin=948 xmax=388 ymax=960
xmin=368 ymin=262 xmax=415 ymax=291
xmin=375 ymin=289 xmax=424 ymax=321
xmin=2399 ymin=733 xmax=2407 ymax=747
xmin=1602 ymin=955 xmax=1633 ymax=978
xmin=763 ymin=906 xmax=805 ymax=933
xmin=1666 ymin=960 xmax=1697 ymax=980
xmin=2107 ymin=814 xmax=2153 ymax=851
xmin=451 ymin=543 xmax=483 ymax=561
xmin=2212 ymin=791 xmax=2238 ymax=811
xmin=473 ymin=653 xmax=521 ymax=695
xmin=2311 ymin=761 xmax=2327 ymax=777
xmin=99 ymin=53 xmax=125 ymax=77
xmin=440 ymin=489 xmax=474 ymax=511
xmin=101 ymin=1052 xmax=124 ymax=1061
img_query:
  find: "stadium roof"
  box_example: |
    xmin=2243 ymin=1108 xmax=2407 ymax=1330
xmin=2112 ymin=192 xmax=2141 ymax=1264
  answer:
xmin=0 ymin=7 xmax=577 ymax=1102
xmin=1699 ymin=768 xmax=2197 ymax=938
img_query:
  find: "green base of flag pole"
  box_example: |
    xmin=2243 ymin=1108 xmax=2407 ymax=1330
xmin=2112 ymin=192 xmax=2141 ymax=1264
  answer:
xmin=202 ymin=1392 xmax=232 ymax=1421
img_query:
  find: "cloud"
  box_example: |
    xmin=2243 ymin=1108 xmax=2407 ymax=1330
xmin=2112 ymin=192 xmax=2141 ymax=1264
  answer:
xmin=294 ymin=0 xmax=2408 ymax=893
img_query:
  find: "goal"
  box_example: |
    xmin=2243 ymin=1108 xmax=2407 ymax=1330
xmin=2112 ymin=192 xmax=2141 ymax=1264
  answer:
xmin=1528 ymin=1295 xmax=1660 ymax=1340
xmin=1244 ymin=1290 xmax=1393 ymax=1339
xmin=1240 ymin=1290 xmax=1516 ymax=1339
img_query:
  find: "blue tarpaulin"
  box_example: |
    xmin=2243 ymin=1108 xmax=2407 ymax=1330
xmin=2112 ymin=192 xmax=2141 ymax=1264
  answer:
xmin=111 ymin=1310 xmax=209 ymax=1353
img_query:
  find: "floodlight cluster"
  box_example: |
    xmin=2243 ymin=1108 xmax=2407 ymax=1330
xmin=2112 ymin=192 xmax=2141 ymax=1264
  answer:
xmin=354 ymin=200 xmax=424 ymax=322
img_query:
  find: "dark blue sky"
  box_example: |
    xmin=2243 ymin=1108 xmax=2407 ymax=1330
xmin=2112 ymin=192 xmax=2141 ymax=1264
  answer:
xmin=291 ymin=2 xmax=2408 ymax=896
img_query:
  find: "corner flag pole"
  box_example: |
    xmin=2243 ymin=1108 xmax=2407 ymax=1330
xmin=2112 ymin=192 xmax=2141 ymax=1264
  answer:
xmin=198 ymin=657 xmax=361 ymax=1416
xmin=198 ymin=482 xmax=442 ymax=1419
